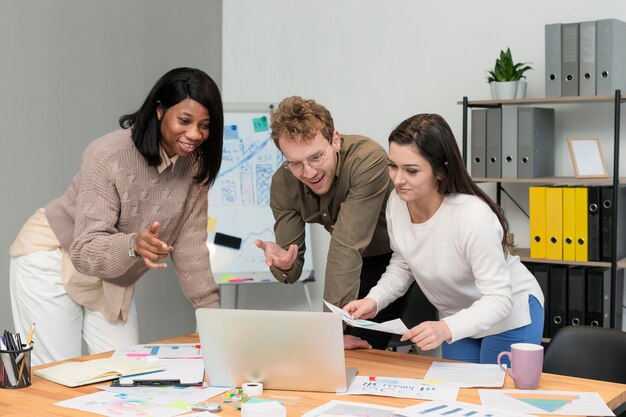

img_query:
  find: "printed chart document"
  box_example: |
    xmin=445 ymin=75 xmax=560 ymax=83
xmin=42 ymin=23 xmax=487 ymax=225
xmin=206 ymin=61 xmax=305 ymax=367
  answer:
xmin=423 ymin=361 xmax=506 ymax=388
xmin=112 ymin=343 xmax=202 ymax=358
xmin=56 ymin=391 xmax=186 ymax=417
xmin=99 ymin=383 xmax=231 ymax=405
xmin=302 ymin=400 xmax=403 ymax=417
xmin=340 ymin=376 xmax=458 ymax=401
xmin=34 ymin=357 xmax=165 ymax=388
xmin=402 ymin=400 xmax=535 ymax=417
xmin=324 ymin=300 xmax=408 ymax=335
xmin=479 ymin=389 xmax=615 ymax=416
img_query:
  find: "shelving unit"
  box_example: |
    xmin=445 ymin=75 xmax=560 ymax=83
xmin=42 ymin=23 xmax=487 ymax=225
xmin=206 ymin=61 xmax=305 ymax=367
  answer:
xmin=459 ymin=92 xmax=624 ymax=328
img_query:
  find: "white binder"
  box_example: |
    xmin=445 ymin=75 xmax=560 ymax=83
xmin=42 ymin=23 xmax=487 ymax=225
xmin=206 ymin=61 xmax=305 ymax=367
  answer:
xmin=545 ymin=23 xmax=562 ymax=97
xmin=579 ymin=20 xmax=597 ymax=96
xmin=561 ymin=23 xmax=579 ymax=96
xmin=501 ymin=107 xmax=518 ymax=179
xmin=596 ymin=18 xmax=626 ymax=95
xmin=470 ymin=109 xmax=486 ymax=178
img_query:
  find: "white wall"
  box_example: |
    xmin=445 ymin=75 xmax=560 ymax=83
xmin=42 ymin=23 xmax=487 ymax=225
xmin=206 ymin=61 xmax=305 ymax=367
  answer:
xmin=0 ymin=0 xmax=222 ymax=342
xmin=221 ymin=0 xmax=626 ymax=324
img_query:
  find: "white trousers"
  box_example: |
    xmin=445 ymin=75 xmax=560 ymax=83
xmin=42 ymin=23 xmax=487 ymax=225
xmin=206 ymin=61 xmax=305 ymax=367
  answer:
xmin=9 ymin=249 xmax=138 ymax=366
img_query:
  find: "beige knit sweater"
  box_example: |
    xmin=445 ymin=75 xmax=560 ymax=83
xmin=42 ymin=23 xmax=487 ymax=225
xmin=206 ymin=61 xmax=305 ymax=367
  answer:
xmin=11 ymin=129 xmax=219 ymax=322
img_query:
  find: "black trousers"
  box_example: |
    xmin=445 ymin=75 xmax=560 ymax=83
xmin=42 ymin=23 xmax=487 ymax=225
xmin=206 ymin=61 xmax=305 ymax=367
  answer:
xmin=344 ymin=252 xmax=411 ymax=350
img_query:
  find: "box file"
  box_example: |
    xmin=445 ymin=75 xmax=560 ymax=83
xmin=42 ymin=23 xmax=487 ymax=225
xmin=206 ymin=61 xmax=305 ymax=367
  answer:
xmin=586 ymin=268 xmax=624 ymax=329
xmin=567 ymin=266 xmax=586 ymax=326
xmin=470 ymin=109 xmax=486 ymax=178
xmin=546 ymin=187 xmax=563 ymax=260
xmin=574 ymin=187 xmax=589 ymax=262
xmin=562 ymin=187 xmax=576 ymax=261
xmin=579 ymin=21 xmax=597 ymax=96
xmin=517 ymin=108 xmax=555 ymax=179
xmin=600 ymin=186 xmax=626 ymax=262
xmin=561 ymin=23 xmax=580 ymax=96
xmin=501 ymin=107 xmax=517 ymax=179
xmin=529 ymin=187 xmax=547 ymax=258
xmin=545 ymin=23 xmax=562 ymax=97
xmin=596 ymin=19 xmax=626 ymax=95
xmin=548 ymin=265 xmax=568 ymax=336
xmin=587 ymin=186 xmax=601 ymax=261
xmin=532 ymin=264 xmax=550 ymax=338
xmin=486 ymin=108 xmax=502 ymax=178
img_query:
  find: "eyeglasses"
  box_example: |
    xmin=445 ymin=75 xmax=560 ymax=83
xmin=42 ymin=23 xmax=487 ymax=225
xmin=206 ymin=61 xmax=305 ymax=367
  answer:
xmin=282 ymin=143 xmax=332 ymax=174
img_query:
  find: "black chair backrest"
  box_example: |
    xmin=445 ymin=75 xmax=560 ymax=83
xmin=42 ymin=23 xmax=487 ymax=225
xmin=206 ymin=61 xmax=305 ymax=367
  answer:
xmin=543 ymin=325 xmax=626 ymax=384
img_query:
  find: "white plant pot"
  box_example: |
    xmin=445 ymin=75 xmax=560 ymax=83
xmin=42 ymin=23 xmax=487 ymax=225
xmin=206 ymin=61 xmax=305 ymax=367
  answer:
xmin=494 ymin=81 xmax=519 ymax=100
xmin=490 ymin=82 xmax=497 ymax=100
xmin=515 ymin=80 xmax=527 ymax=99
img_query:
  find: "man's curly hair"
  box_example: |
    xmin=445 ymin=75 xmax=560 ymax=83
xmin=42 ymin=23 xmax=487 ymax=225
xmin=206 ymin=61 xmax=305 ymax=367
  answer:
xmin=270 ymin=96 xmax=335 ymax=147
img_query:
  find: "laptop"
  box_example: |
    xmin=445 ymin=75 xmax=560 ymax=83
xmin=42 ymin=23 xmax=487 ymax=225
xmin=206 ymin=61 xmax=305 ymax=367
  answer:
xmin=195 ymin=308 xmax=357 ymax=392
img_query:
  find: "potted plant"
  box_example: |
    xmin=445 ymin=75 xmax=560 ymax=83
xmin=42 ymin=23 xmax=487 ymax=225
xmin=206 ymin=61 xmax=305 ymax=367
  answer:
xmin=487 ymin=48 xmax=532 ymax=99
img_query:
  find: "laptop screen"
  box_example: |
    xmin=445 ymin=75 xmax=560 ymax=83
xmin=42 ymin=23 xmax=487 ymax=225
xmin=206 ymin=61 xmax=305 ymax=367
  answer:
xmin=196 ymin=308 xmax=354 ymax=392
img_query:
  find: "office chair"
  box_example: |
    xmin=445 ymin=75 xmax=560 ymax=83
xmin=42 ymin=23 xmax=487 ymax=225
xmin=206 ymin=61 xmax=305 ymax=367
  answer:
xmin=543 ymin=325 xmax=626 ymax=416
xmin=386 ymin=283 xmax=437 ymax=352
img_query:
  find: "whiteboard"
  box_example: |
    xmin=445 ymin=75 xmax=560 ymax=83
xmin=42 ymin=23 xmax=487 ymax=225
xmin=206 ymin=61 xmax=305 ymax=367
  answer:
xmin=207 ymin=105 xmax=314 ymax=282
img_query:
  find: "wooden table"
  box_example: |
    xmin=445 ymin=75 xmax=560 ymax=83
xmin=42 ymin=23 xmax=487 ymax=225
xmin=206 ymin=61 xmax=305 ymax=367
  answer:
xmin=1 ymin=333 xmax=625 ymax=417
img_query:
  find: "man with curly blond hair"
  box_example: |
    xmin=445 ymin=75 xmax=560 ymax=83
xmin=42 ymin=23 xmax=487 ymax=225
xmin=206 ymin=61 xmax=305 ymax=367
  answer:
xmin=256 ymin=96 xmax=411 ymax=350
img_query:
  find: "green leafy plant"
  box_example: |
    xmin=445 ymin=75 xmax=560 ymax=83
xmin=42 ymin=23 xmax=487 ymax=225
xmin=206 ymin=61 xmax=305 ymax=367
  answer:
xmin=487 ymin=48 xmax=533 ymax=83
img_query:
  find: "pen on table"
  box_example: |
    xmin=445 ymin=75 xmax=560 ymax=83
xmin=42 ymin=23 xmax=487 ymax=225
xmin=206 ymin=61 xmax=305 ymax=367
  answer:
xmin=17 ymin=323 xmax=36 ymax=383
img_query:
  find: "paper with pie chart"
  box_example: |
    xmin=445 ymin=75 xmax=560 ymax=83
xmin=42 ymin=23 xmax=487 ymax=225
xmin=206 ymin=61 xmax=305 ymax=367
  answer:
xmin=323 ymin=300 xmax=408 ymax=335
xmin=479 ymin=389 xmax=614 ymax=416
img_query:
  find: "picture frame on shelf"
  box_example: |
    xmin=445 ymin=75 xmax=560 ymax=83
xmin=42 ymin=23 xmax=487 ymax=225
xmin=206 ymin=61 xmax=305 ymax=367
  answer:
xmin=567 ymin=137 xmax=608 ymax=178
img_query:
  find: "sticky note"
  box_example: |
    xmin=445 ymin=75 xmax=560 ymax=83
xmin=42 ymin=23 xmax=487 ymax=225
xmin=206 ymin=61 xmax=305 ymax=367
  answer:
xmin=220 ymin=274 xmax=236 ymax=283
xmin=225 ymin=124 xmax=239 ymax=139
xmin=207 ymin=216 xmax=217 ymax=233
xmin=253 ymin=116 xmax=268 ymax=132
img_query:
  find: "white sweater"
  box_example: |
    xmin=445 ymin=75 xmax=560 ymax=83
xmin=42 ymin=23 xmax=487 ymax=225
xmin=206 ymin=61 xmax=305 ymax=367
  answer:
xmin=367 ymin=192 xmax=544 ymax=343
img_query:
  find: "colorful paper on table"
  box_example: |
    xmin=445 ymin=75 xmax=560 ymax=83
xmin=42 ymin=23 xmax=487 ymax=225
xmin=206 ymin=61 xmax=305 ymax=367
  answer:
xmin=301 ymin=400 xmax=403 ymax=417
xmin=55 ymin=391 xmax=187 ymax=417
xmin=479 ymin=389 xmax=615 ymax=416
xmin=339 ymin=376 xmax=458 ymax=401
xmin=112 ymin=344 xmax=202 ymax=358
xmin=402 ymin=400 xmax=535 ymax=417
xmin=323 ymin=300 xmax=408 ymax=335
xmin=423 ymin=361 xmax=506 ymax=387
xmin=99 ymin=383 xmax=231 ymax=405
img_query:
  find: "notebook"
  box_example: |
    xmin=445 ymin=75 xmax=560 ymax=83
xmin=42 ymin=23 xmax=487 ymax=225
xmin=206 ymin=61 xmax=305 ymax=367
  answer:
xmin=196 ymin=308 xmax=357 ymax=393
xmin=34 ymin=357 xmax=165 ymax=387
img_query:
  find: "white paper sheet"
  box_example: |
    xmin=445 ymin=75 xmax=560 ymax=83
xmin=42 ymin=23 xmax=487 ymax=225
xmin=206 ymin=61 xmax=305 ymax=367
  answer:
xmin=301 ymin=400 xmax=404 ymax=417
xmin=401 ymin=400 xmax=535 ymax=417
xmin=116 ymin=358 xmax=205 ymax=386
xmin=339 ymin=376 xmax=458 ymax=401
xmin=423 ymin=361 xmax=506 ymax=388
xmin=324 ymin=300 xmax=409 ymax=335
xmin=112 ymin=343 xmax=202 ymax=358
xmin=479 ymin=389 xmax=615 ymax=416
xmin=99 ymin=383 xmax=231 ymax=405
xmin=56 ymin=391 xmax=188 ymax=417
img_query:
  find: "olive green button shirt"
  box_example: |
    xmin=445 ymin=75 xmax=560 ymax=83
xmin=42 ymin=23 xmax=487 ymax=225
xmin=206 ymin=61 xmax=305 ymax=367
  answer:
xmin=269 ymin=134 xmax=394 ymax=308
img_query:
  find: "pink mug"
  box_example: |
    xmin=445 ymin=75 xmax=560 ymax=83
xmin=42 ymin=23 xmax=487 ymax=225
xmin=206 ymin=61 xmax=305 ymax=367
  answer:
xmin=497 ymin=343 xmax=544 ymax=389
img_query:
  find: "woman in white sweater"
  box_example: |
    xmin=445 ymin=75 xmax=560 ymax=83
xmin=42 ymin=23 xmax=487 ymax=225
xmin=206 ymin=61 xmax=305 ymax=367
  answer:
xmin=344 ymin=113 xmax=544 ymax=364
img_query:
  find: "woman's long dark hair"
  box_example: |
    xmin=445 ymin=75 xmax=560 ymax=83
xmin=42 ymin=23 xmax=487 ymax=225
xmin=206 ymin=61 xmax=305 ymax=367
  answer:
xmin=119 ymin=67 xmax=223 ymax=187
xmin=389 ymin=113 xmax=511 ymax=254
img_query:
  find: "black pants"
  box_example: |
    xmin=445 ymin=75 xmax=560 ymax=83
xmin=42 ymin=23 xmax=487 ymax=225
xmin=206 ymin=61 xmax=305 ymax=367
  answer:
xmin=344 ymin=252 xmax=411 ymax=350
